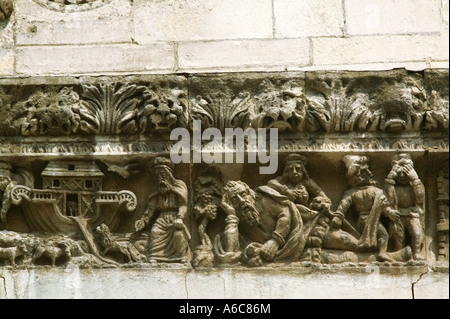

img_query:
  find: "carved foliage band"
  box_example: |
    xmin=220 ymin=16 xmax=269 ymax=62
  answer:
xmin=0 ymin=70 xmax=448 ymax=139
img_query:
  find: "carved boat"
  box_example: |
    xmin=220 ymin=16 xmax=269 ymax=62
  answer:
xmin=10 ymin=161 xmax=137 ymax=235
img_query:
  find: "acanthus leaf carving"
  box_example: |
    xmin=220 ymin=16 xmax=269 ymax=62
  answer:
xmin=190 ymin=91 xmax=254 ymax=133
xmin=76 ymin=83 xmax=146 ymax=135
xmin=306 ymin=78 xmax=379 ymax=133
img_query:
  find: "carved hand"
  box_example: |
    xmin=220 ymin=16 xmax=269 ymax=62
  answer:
xmin=135 ymin=219 xmax=146 ymax=232
xmin=310 ymin=196 xmax=332 ymax=212
xmin=387 ymin=209 xmax=401 ymax=223
xmin=387 ymin=166 xmax=399 ymax=180
xmin=173 ymin=218 xmax=184 ymax=230
xmin=294 ymin=189 xmax=308 ymax=201
xmin=221 ymin=201 xmax=236 ymax=216
xmin=285 ymin=189 xmax=298 ymax=201
xmin=330 ymin=216 xmax=343 ymax=229
xmin=404 ymin=164 xmax=419 ymax=181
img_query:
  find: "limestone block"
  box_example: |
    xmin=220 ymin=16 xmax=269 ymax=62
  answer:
xmin=312 ymin=34 xmax=449 ymax=66
xmin=1 ymin=268 xmax=448 ymax=299
xmin=14 ymin=0 xmax=132 ymax=45
xmin=443 ymin=0 xmax=449 ymax=29
xmin=413 ymin=271 xmax=450 ymax=299
xmin=345 ymin=0 xmax=441 ymax=35
xmin=16 ymin=43 xmax=176 ymax=76
xmin=274 ymin=0 xmax=344 ymax=38
xmin=0 ymin=10 xmax=14 ymax=49
xmin=0 ymin=49 xmax=13 ymax=76
xmin=301 ymin=61 xmax=431 ymax=72
xmin=133 ymin=0 xmax=273 ymax=43
xmin=177 ymin=39 xmax=310 ymax=72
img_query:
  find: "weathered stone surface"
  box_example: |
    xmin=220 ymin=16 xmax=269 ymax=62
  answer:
xmin=0 ymin=0 xmax=447 ymax=76
xmin=0 ymin=48 xmax=13 ymax=76
xmin=133 ymin=0 xmax=273 ymax=43
xmin=177 ymin=39 xmax=310 ymax=72
xmin=312 ymin=34 xmax=449 ymax=66
xmin=14 ymin=0 xmax=132 ymax=45
xmin=274 ymin=0 xmax=344 ymax=38
xmin=345 ymin=0 xmax=442 ymax=35
xmin=0 ymin=266 xmax=447 ymax=299
xmin=15 ymin=43 xmax=176 ymax=75
xmin=0 ymin=0 xmax=448 ymax=301
xmin=0 ymin=71 xmax=448 ymax=277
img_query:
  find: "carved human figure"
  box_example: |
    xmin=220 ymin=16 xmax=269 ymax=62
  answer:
xmin=268 ymin=154 xmax=331 ymax=216
xmin=135 ymin=157 xmax=190 ymax=263
xmin=213 ymin=180 xmax=304 ymax=266
xmin=385 ymin=153 xmax=425 ymax=260
xmin=330 ymin=155 xmax=410 ymax=262
xmin=0 ymin=162 xmax=16 ymax=224
xmin=267 ymin=154 xmax=333 ymax=249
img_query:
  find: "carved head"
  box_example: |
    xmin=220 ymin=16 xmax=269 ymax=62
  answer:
xmin=222 ymin=181 xmax=260 ymax=227
xmin=95 ymin=223 xmax=114 ymax=247
xmin=390 ymin=153 xmax=414 ymax=185
xmin=343 ymin=155 xmax=376 ymax=187
xmin=375 ymin=80 xmax=425 ymax=132
xmin=152 ymin=157 xmax=176 ymax=194
xmin=141 ymin=88 xmax=187 ymax=132
xmin=253 ymin=81 xmax=306 ymax=132
xmin=282 ymin=154 xmax=309 ymax=184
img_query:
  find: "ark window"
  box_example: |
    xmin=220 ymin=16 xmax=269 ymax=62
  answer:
xmin=85 ymin=180 xmax=93 ymax=189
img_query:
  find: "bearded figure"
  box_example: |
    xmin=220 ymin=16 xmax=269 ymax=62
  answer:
xmin=213 ymin=180 xmax=306 ymax=267
xmin=134 ymin=157 xmax=190 ymax=263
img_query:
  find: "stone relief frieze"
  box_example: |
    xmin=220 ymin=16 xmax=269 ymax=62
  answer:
xmin=0 ymin=0 xmax=13 ymax=25
xmin=251 ymin=80 xmax=307 ymax=133
xmin=306 ymin=71 xmax=427 ymax=133
xmin=0 ymin=69 xmax=448 ymax=270
xmin=0 ymin=78 xmax=188 ymax=137
xmin=436 ymin=164 xmax=449 ymax=262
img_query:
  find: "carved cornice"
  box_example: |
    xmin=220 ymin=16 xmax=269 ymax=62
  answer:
xmin=0 ymin=70 xmax=448 ymax=157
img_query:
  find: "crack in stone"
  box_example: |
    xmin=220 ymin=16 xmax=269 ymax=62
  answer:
xmin=0 ymin=274 xmax=6 ymax=299
xmin=184 ymin=271 xmax=189 ymax=299
xmin=411 ymin=267 xmax=430 ymax=299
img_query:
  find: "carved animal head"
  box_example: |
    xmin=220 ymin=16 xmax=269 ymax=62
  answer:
xmin=375 ymin=80 xmax=425 ymax=132
xmin=252 ymin=81 xmax=307 ymax=132
xmin=16 ymin=244 xmax=28 ymax=256
xmin=140 ymin=88 xmax=188 ymax=133
xmin=95 ymin=223 xmax=114 ymax=248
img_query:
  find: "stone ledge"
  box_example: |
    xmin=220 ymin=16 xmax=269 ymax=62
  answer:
xmin=0 ymin=266 xmax=447 ymax=299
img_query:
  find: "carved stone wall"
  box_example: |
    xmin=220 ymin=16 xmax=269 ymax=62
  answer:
xmin=0 ymin=0 xmax=448 ymax=76
xmin=0 ymin=69 xmax=448 ymax=274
